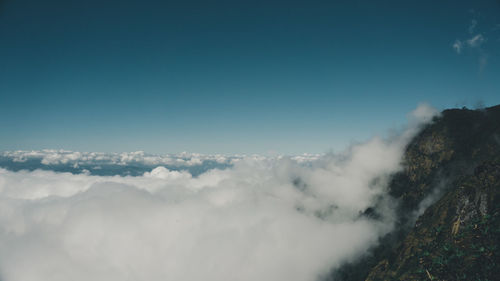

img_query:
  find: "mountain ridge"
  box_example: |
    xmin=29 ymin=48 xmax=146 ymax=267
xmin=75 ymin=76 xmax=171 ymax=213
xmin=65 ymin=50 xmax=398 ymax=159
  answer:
xmin=332 ymin=104 xmax=500 ymax=280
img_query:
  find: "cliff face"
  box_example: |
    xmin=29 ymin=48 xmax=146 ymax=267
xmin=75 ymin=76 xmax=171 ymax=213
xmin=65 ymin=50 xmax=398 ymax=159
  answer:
xmin=367 ymin=161 xmax=500 ymax=280
xmin=333 ymin=105 xmax=500 ymax=281
xmin=390 ymin=105 xmax=500 ymax=214
xmin=367 ymin=105 xmax=500 ymax=281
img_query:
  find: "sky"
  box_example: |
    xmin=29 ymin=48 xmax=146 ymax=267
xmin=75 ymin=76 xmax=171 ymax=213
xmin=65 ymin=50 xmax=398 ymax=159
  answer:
xmin=1 ymin=0 xmax=499 ymax=154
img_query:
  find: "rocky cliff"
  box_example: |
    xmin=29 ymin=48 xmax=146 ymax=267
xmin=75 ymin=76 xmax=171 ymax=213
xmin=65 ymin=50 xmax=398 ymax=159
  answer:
xmin=332 ymin=105 xmax=500 ymax=281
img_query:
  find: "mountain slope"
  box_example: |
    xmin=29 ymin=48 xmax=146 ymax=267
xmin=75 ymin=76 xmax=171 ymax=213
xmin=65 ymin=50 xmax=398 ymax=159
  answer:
xmin=333 ymin=105 xmax=500 ymax=281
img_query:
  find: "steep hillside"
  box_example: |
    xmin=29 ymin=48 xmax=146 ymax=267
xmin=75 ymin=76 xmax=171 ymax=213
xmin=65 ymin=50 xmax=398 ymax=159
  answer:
xmin=332 ymin=105 xmax=500 ymax=281
xmin=367 ymin=160 xmax=500 ymax=280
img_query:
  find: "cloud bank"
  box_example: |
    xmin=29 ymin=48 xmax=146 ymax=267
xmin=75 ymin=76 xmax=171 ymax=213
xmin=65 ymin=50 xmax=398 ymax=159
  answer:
xmin=0 ymin=150 xmax=322 ymax=177
xmin=1 ymin=150 xmax=233 ymax=167
xmin=0 ymin=105 xmax=437 ymax=281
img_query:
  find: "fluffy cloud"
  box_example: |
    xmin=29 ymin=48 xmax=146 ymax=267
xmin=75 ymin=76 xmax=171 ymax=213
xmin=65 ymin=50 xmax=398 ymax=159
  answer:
xmin=0 ymin=150 xmax=239 ymax=177
xmin=1 ymin=150 xmax=233 ymax=167
xmin=0 ymin=105 xmax=437 ymax=281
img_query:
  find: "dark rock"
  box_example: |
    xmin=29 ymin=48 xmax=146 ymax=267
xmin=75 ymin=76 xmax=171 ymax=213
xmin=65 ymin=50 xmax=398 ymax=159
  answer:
xmin=331 ymin=104 xmax=500 ymax=281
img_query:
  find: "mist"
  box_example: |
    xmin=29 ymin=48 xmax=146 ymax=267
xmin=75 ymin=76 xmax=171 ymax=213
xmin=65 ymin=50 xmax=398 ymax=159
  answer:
xmin=0 ymin=105 xmax=437 ymax=281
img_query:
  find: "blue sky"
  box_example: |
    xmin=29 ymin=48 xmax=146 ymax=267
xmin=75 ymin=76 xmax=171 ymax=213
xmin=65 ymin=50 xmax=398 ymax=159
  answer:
xmin=1 ymin=0 xmax=499 ymax=154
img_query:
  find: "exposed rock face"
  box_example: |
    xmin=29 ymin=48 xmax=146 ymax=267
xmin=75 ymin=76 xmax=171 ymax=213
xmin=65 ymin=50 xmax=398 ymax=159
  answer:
xmin=332 ymin=105 xmax=500 ymax=281
xmin=366 ymin=161 xmax=500 ymax=281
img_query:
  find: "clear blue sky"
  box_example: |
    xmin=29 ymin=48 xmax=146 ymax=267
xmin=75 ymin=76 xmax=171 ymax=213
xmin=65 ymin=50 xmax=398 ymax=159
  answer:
xmin=1 ymin=0 xmax=499 ymax=154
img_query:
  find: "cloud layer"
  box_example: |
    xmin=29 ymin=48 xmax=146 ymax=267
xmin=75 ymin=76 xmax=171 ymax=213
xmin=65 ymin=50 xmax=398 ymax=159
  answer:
xmin=0 ymin=105 xmax=437 ymax=281
xmin=1 ymin=150 xmax=233 ymax=167
xmin=0 ymin=150 xmax=322 ymax=177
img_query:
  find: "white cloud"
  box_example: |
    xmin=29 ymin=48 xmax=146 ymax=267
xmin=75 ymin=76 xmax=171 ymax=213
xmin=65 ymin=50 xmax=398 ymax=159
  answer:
xmin=0 ymin=161 xmax=391 ymax=281
xmin=452 ymin=16 xmax=495 ymax=72
xmin=408 ymin=102 xmax=440 ymax=126
xmin=1 ymin=150 xmax=235 ymax=168
xmin=452 ymin=34 xmax=485 ymax=54
xmin=0 ymin=105 xmax=438 ymax=281
xmin=467 ymin=34 xmax=485 ymax=48
xmin=453 ymin=40 xmax=463 ymax=54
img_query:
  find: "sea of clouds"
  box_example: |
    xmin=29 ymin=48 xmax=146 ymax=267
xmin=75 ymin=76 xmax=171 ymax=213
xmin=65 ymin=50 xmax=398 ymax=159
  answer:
xmin=0 ymin=105 xmax=438 ymax=281
xmin=0 ymin=150 xmax=321 ymax=177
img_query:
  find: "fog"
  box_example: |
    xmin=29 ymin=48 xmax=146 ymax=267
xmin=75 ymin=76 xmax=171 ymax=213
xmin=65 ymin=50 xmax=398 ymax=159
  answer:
xmin=0 ymin=105 xmax=437 ymax=281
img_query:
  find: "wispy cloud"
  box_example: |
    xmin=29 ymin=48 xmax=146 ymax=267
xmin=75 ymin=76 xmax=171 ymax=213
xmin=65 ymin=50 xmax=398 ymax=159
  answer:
xmin=453 ymin=32 xmax=486 ymax=53
xmin=452 ymin=16 xmax=494 ymax=71
xmin=467 ymin=34 xmax=485 ymax=48
xmin=453 ymin=39 xmax=463 ymax=54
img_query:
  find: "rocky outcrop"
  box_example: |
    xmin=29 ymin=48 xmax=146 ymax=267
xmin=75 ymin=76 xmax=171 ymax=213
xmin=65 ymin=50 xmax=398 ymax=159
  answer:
xmin=332 ymin=105 xmax=500 ymax=281
xmin=366 ymin=160 xmax=500 ymax=280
